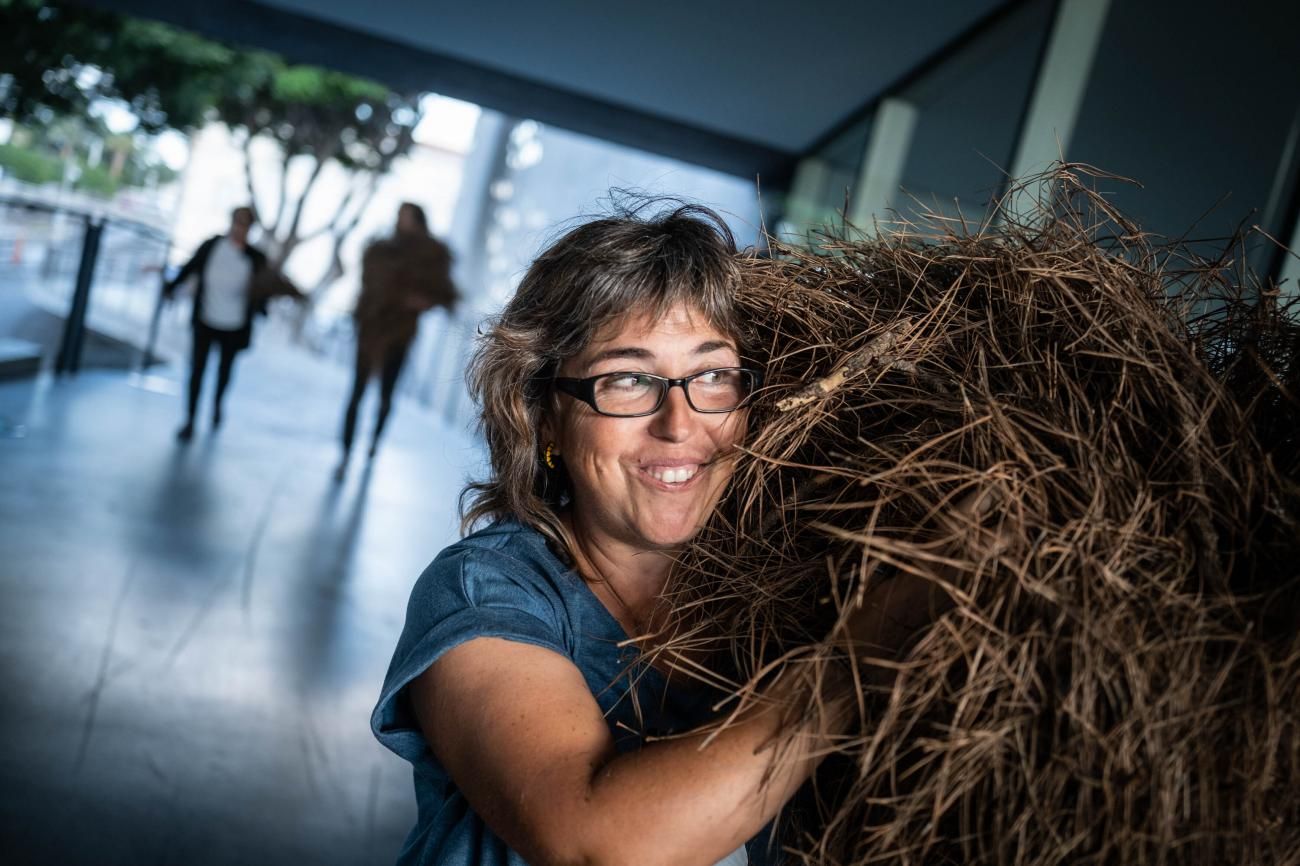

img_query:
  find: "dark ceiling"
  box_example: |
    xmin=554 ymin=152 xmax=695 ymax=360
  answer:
xmin=80 ymin=0 xmax=1018 ymax=184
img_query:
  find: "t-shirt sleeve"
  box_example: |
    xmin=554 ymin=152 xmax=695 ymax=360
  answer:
xmin=371 ymin=545 xmax=571 ymax=762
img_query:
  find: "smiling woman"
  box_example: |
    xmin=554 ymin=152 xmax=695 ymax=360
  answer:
xmin=369 ymin=203 xmax=904 ymax=866
xmin=545 ymin=305 xmax=759 ymax=554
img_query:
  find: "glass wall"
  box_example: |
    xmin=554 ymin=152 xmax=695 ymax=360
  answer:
xmin=783 ymin=0 xmax=1300 ymax=304
xmin=780 ymin=0 xmax=1056 ymax=238
xmin=475 ymin=118 xmax=762 ymax=310
xmin=777 ymin=111 xmax=873 ymax=239
xmin=892 ymin=0 xmax=1056 ymax=225
xmin=1065 ymin=0 xmax=1300 ymax=273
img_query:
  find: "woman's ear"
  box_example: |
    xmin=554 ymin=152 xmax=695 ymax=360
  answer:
xmin=538 ymin=404 xmax=562 ymax=456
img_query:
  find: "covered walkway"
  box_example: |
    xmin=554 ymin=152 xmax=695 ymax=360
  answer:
xmin=0 ymin=339 xmax=483 ymax=864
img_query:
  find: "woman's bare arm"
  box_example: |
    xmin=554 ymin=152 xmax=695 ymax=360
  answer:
xmin=409 ymin=487 xmax=998 ymax=866
xmin=410 ymin=636 xmax=851 ymax=866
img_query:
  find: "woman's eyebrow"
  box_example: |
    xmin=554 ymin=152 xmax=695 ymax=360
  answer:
xmin=694 ymin=340 xmax=735 ymax=354
xmin=587 ymin=346 xmax=654 ymax=366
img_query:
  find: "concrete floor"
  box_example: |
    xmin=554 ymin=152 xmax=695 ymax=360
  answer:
xmin=0 ymin=340 xmax=485 ymax=864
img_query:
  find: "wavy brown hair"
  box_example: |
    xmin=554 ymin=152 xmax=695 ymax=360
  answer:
xmin=461 ymin=201 xmax=750 ymax=559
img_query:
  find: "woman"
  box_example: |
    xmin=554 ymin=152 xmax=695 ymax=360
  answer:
xmin=371 ymin=204 xmax=927 ymax=866
xmin=338 ymin=202 xmax=457 ymax=475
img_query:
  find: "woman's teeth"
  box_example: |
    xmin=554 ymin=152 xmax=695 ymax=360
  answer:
xmin=648 ymin=466 xmax=698 ymax=484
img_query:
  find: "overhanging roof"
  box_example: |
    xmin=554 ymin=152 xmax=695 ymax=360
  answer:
xmin=78 ymin=0 xmax=1018 ymax=185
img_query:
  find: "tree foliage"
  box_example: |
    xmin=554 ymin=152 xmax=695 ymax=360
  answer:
xmin=1 ymin=0 xmax=427 ymax=296
xmin=0 ymin=0 xmax=232 ymax=130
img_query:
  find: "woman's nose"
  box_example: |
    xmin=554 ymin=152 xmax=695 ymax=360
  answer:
xmin=648 ymin=385 xmax=694 ymax=441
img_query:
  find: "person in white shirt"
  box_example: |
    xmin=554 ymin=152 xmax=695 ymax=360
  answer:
xmin=164 ymin=207 xmax=269 ymax=442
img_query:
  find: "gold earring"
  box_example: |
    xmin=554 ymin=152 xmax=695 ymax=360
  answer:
xmin=544 ymin=442 xmax=556 ymax=469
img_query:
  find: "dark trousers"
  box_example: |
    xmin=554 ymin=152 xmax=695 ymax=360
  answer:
xmin=342 ymin=341 xmax=410 ymax=453
xmin=187 ymin=322 xmax=243 ymax=424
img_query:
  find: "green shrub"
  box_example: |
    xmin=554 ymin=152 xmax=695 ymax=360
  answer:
xmin=0 ymin=142 xmax=63 ymax=185
xmin=73 ymin=162 xmax=118 ymax=195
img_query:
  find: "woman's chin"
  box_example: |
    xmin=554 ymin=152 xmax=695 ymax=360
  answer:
xmin=633 ymin=514 xmax=708 ymax=549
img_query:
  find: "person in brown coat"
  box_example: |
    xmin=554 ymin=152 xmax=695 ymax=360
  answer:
xmin=336 ymin=202 xmax=457 ymax=476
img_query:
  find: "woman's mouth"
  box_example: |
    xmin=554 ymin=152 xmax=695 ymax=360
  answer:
xmin=639 ymin=460 xmax=711 ymax=489
xmin=647 ymin=465 xmax=699 ymax=484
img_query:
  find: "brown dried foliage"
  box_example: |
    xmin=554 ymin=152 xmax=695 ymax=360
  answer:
xmin=656 ymin=167 xmax=1300 ymax=865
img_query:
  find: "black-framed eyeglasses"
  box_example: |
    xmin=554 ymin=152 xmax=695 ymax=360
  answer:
xmin=553 ymin=367 xmax=763 ymax=417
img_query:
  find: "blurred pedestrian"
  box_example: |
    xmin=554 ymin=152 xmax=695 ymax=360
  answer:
xmin=164 ymin=206 xmax=268 ymax=442
xmin=336 ymin=202 xmax=457 ymax=477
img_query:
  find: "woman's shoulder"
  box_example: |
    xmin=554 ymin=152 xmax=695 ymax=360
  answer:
xmin=412 ymin=519 xmax=572 ymax=617
xmin=442 ymin=518 xmax=562 ymax=573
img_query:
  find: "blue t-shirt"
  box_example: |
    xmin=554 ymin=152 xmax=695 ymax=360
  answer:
xmin=371 ymin=519 xmax=776 ymax=865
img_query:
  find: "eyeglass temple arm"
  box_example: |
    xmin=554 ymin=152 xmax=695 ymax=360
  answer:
xmin=552 ymin=377 xmax=594 ymax=402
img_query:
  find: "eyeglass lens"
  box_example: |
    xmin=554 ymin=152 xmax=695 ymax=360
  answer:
xmin=592 ymin=369 xmax=753 ymax=415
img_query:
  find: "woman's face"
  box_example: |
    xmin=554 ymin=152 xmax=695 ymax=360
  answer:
xmin=548 ymin=302 xmax=747 ymax=552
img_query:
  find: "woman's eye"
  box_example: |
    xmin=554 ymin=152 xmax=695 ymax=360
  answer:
xmin=696 ymin=369 xmax=741 ymax=387
xmin=608 ymin=374 xmax=651 ymax=390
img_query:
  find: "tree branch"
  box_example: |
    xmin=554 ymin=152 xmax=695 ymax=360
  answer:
xmin=239 ymin=131 xmax=261 ymax=230
xmin=270 ymin=145 xmax=293 ymax=237
xmin=285 ymin=146 xmax=331 ymax=237
xmin=309 ymin=170 xmax=382 ymax=297
xmin=326 ymin=170 xmax=368 ymax=233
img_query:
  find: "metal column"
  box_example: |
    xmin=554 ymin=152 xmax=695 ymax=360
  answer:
xmin=54 ymin=216 xmax=104 ymax=375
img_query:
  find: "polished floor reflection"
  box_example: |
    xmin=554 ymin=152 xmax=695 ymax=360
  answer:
xmin=0 ymin=345 xmax=483 ymax=865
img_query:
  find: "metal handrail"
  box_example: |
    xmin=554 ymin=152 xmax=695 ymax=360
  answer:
xmin=0 ymin=191 xmax=171 ymax=243
xmin=0 ymin=190 xmax=174 ymax=373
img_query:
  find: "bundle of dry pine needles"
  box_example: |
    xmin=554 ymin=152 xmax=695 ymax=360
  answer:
xmin=658 ymin=167 xmax=1300 ymax=865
